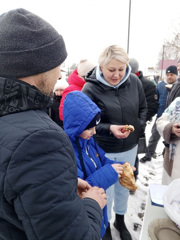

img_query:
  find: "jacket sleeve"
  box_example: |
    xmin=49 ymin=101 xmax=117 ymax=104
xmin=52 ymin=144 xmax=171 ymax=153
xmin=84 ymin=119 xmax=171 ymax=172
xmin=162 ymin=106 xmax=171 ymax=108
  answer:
xmin=7 ymin=129 xmax=102 ymax=240
xmin=138 ymin=80 xmax=147 ymax=132
xmin=85 ymin=164 xmax=119 ymax=190
xmin=144 ymin=82 xmax=159 ymax=121
xmin=156 ymin=113 xmax=179 ymax=143
xmin=77 ymin=140 xmax=122 ymax=190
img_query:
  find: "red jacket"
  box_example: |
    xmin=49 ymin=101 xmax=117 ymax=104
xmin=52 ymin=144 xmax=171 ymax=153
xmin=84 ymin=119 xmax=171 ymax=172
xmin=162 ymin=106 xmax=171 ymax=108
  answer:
xmin=59 ymin=69 xmax=86 ymax=120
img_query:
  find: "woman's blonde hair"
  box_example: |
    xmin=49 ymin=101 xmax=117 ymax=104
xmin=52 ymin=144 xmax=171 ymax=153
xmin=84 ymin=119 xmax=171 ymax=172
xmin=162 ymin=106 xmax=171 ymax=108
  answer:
xmin=98 ymin=45 xmax=129 ymax=67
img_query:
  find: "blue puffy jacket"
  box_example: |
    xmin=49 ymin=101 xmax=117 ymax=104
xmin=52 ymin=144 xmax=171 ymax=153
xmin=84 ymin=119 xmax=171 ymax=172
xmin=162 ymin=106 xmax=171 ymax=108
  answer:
xmin=156 ymin=81 xmax=169 ymax=117
xmin=63 ymin=91 xmax=124 ymax=238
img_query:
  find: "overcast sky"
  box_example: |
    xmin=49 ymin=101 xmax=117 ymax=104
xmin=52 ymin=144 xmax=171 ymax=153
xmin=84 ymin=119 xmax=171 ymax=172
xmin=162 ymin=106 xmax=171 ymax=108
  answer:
xmin=1 ymin=0 xmax=180 ymax=72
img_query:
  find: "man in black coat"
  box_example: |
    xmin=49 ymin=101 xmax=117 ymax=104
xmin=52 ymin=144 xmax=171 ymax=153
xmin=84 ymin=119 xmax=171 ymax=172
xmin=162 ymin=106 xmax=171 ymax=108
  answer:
xmin=167 ymin=58 xmax=180 ymax=105
xmin=129 ymin=58 xmax=159 ymax=180
xmin=0 ymin=8 xmax=107 ymax=240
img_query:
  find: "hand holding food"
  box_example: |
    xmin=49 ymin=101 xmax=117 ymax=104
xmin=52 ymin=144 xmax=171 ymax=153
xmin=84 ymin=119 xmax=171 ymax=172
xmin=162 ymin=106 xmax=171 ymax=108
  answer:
xmin=121 ymin=125 xmax=135 ymax=133
xmin=110 ymin=125 xmax=132 ymax=139
xmin=119 ymin=162 xmax=138 ymax=191
xmin=111 ymin=163 xmax=124 ymax=177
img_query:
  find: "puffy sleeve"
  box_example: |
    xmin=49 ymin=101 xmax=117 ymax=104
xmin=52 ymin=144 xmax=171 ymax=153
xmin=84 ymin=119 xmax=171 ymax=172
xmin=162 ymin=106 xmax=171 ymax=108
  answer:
xmin=156 ymin=97 xmax=180 ymax=143
xmin=6 ymin=129 xmax=102 ymax=240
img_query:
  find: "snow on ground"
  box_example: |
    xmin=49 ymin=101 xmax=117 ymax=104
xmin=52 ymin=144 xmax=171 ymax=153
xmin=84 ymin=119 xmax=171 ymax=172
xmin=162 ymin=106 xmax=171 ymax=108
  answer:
xmin=110 ymin=117 xmax=164 ymax=240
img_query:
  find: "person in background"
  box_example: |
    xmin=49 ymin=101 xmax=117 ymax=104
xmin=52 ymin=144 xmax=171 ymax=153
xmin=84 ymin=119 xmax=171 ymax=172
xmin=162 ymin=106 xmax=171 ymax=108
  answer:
xmin=156 ymin=97 xmax=180 ymax=185
xmin=50 ymin=78 xmax=69 ymax=128
xmin=82 ymin=45 xmax=147 ymax=240
xmin=167 ymin=58 xmax=180 ymax=105
xmin=63 ymin=90 xmax=127 ymax=239
xmin=129 ymin=58 xmax=159 ymax=181
xmin=0 ymin=8 xmax=107 ymax=240
xmin=140 ymin=65 xmax=178 ymax=163
xmin=59 ymin=59 xmax=95 ymax=120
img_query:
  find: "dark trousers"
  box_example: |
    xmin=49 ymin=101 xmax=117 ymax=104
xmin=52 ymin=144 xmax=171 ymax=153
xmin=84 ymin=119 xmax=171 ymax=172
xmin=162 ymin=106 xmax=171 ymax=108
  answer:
xmin=145 ymin=119 xmax=161 ymax=158
xmin=134 ymin=155 xmax=139 ymax=180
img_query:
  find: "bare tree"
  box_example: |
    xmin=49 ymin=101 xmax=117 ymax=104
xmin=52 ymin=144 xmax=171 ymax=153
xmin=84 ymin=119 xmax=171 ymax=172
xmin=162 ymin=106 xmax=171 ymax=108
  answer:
xmin=158 ymin=32 xmax=180 ymax=62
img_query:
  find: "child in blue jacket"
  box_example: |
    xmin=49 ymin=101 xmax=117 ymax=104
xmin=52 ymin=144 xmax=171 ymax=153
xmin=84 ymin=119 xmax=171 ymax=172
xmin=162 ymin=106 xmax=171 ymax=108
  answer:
xmin=63 ymin=91 xmax=124 ymax=238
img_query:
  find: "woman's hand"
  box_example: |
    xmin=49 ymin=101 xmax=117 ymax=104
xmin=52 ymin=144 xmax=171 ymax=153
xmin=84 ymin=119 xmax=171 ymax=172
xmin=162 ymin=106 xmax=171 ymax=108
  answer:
xmin=110 ymin=125 xmax=131 ymax=139
xmin=111 ymin=164 xmax=124 ymax=177
xmin=172 ymin=124 xmax=180 ymax=137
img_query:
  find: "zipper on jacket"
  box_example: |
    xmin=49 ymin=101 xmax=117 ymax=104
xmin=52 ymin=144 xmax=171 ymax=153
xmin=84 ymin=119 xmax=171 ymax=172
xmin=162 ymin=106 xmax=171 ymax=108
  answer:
xmin=86 ymin=144 xmax=97 ymax=169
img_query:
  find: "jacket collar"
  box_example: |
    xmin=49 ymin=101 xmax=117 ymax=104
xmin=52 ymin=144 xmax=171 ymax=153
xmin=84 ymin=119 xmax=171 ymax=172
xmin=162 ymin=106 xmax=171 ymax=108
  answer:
xmin=0 ymin=77 xmax=52 ymax=117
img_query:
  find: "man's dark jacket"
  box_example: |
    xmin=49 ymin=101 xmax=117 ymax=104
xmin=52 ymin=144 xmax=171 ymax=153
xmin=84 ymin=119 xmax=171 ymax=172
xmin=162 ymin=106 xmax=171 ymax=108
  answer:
xmin=138 ymin=71 xmax=158 ymax=121
xmin=0 ymin=77 xmax=102 ymax=240
xmin=82 ymin=68 xmax=147 ymax=153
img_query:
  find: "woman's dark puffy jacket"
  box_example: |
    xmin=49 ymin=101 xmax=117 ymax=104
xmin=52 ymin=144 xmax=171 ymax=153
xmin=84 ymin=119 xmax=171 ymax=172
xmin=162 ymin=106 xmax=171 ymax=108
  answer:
xmin=82 ymin=68 xmax=147 ymax=153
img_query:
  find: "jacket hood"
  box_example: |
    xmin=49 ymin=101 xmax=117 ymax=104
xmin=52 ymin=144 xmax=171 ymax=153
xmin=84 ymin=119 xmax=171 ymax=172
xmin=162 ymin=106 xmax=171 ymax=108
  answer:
xmin=67 ymin=69 xmax=86 ymax=87
xmin=63 ymin=91 xmax=101 ymax=142
xmin=0 ymin=77 xmax=52 ymax=117
xmin=86 ymin=65 xmax=131 ymax=88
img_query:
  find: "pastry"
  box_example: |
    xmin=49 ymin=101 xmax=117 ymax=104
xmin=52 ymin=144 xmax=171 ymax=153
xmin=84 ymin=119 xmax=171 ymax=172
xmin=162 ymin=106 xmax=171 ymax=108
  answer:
xmin=119 ymin=162 xmax=138 ymax=191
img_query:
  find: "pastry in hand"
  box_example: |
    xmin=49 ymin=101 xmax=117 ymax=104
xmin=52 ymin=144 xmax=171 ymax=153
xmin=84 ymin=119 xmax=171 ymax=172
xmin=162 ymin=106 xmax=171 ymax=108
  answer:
xmin=121 ymin=125 xmax=135 ymax=133
xmin=119 ymin=162 xmax=138 ymax=191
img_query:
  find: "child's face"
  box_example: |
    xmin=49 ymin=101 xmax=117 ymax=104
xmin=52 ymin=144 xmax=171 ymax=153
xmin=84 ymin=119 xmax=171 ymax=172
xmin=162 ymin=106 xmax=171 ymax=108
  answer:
xmin=80 ymin=127 xmax=96 ymax=140
xmin=55 ymin=89 xmax=64 ymax=96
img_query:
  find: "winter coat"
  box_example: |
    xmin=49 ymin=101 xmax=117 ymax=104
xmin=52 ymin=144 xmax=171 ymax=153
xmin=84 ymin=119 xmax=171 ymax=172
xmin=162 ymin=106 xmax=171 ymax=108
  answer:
xmin=82 ymin=67 xmax=147 ymax=153
xmin=138 ymin=71 xmax=158 ymax=121
xmin=59 ymin=69 xmax=86 ymax=120
xmin=50 ymin=93 xmax=64 ymax=128
xmin=63 ymin=91 xmax=123 ymax=238
xmin=156 ymin=80 xmax=170 ymax=118
xmin=0 ymin=77 xmax=102 ymax=240
xmin=156 ymin=97 xmax=180 ymax=184
xmin=167 ymin=77 xmax=180 ymax=106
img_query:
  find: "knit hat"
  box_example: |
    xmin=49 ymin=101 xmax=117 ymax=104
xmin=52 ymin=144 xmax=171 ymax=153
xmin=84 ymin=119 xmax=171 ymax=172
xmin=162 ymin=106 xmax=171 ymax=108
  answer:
xmin=129 ymin=58 xmax=139 ymax=74
xmin=166 ymin=65 xmax=178 ymax=75
xmin=77 ymin=59 xmax=96 ymax=77
xmin=53 ymin=79 xmax=69 ymax=92
xmin=85 ymin=113 xmax=101 ymax=130
xmin=0 ymin=8 xmax=67 ymax=78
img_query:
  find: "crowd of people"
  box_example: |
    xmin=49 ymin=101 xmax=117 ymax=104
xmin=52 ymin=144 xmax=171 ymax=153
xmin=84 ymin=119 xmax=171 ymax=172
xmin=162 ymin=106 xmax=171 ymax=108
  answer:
xmin=0 ymin=8 xmax=180 ymax=240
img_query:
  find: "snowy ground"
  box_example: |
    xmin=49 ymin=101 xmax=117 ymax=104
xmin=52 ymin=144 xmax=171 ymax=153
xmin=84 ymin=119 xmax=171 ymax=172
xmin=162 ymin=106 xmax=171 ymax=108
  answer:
xmin=110 ymin=117 xmax=164 ymax=240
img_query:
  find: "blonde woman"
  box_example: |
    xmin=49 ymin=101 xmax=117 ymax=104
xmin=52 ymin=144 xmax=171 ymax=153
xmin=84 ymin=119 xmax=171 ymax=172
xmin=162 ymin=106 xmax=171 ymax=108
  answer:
xmin=82 ymin=45 xmax=147 ymax=240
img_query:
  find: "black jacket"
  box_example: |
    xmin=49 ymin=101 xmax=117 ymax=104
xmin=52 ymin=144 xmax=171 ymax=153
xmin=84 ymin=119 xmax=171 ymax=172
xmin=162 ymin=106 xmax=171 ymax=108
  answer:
xmin=0 ymin=77 xmax=102 ymax=240
xmin=50 ymin=93 xmax=64 ymax=128
xmin=138 ymin=71 xmax=158 ymax=121
xmin=82 ymin=68 xmax=147 ymax=153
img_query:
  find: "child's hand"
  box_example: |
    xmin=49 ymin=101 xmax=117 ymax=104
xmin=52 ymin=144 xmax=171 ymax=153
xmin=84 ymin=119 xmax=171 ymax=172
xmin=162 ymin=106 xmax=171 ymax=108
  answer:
xmin=111 ymin=164 xmax=124 ymax=177
xmin=77 ymin=178 xmax=91 ymax=198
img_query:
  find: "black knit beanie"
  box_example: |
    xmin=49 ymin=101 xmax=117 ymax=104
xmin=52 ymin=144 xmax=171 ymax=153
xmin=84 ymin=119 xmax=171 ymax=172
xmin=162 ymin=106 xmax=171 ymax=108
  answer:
xmin=85 ymin=113 xmax=101 ymax=130
xmin=0 ymin=8 xmax=67 ymax=77
xmin=166 ymin=65 xmax=178 ymax=75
